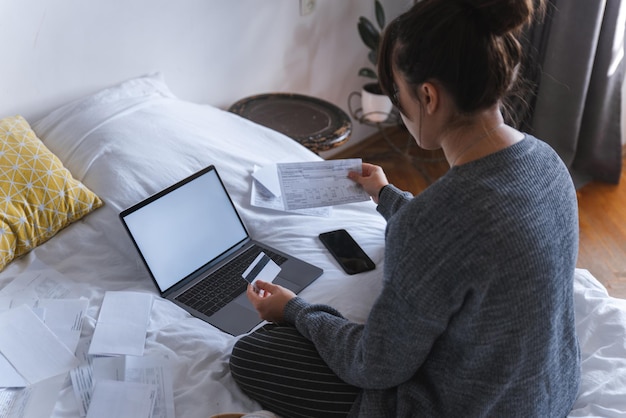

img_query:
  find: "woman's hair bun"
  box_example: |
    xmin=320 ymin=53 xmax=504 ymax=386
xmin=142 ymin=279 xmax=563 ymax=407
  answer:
xmin=462 ymin=0 xmax=540 ymax=36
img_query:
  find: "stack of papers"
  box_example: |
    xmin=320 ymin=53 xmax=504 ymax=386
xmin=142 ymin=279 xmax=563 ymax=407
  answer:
xmin=251 ymin=159 xmax=370 ymax=216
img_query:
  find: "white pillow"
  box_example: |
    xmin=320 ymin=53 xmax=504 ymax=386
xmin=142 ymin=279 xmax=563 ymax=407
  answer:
xmin=32 ymin=73 xmax=318 ymax=211
xmin=32 ymin=73 xmax=176 ymax=182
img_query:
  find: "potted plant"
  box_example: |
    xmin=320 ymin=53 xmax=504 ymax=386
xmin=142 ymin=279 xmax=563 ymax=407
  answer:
xmin=357 ymin=0 xmax=393 ymax=122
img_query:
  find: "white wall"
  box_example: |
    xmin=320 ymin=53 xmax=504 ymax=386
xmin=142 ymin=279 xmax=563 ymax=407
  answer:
xmin=0 ymin=0 xmax=410 ymax=157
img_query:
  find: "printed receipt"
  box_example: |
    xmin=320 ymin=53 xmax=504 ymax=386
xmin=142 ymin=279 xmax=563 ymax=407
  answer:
xmin=277 ymin=159 xmax=370 ymax=210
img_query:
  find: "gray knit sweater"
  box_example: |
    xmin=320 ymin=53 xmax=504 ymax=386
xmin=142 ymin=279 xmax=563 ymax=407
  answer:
xmin=284 ymin=135 xmax=581 ymax=417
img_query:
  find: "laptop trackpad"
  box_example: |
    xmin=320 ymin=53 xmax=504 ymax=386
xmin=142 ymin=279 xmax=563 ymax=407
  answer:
xmin=233 ymin=293 xmax=257 ymax=312
xmin=275 ymin=276 xmax=303 ymax=293
xmin=212 ymin=296 xmax=261 ymax=335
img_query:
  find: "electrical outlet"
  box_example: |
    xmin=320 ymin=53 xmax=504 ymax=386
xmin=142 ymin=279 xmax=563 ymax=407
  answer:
xmin=300 ymin=0 xmax=316 ymax=16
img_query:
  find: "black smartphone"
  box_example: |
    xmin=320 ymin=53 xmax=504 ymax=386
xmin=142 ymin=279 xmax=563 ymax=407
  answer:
xmin=318 ymin=229 xmax=376 ymax=275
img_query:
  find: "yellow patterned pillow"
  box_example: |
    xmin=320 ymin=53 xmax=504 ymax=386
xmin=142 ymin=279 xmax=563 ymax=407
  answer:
xmin=0 ymin=115 xmax=103 ymax=270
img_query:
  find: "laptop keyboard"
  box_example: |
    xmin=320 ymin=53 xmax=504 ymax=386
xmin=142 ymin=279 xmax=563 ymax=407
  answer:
xmin=175 ymin=245 xmax=287 ymax=317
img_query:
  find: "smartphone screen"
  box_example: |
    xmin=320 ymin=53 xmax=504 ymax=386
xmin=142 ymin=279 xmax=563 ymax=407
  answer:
xmin=318 ymin=229 xmax=375 ymax=275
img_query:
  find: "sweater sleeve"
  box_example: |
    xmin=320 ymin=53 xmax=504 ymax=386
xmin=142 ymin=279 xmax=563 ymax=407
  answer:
xmin=376 ymin=184 xmax=413 ymax=220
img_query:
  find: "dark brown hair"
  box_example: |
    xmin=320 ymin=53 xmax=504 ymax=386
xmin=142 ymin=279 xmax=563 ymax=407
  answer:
xmin=379 ymin=0 xmax=545 ymax=115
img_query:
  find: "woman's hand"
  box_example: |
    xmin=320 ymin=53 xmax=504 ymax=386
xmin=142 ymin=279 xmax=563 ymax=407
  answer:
xmin=246 ymin=280 xmax=296 ymax=323
xmin=348 ymin=163 xmax=389 ymax=204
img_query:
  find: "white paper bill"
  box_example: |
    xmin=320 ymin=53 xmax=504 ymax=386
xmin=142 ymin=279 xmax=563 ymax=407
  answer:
xmin=251 ymin=166 xmax=332 ymax=217
xmin=277 ymin=159 xmax=370 ymax=210
xmin=86 ymin=380 xmax=156 ymax=418
xmin=0 ymin=305 xmax=79 ymax=385
xmin=88 ymin=291 xmax=153 ymax=356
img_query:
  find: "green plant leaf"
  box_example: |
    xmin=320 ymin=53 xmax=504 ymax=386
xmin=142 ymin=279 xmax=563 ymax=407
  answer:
xmin=368 ymin=50 xmax=377 ymax=67
xmin=357 ymin=16 xmax=380 ymax=52
xmin=358 ymin=68 xmax=378 ymax=79
xmin=375 ymin=0 xmax=385 ymax=29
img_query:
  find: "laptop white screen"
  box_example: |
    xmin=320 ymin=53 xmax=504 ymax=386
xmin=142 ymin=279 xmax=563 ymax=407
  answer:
xmin=122 ymin=168 xmax=248 ymax=292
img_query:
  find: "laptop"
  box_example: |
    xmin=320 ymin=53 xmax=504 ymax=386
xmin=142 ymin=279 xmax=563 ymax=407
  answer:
xmin=119 ymin=165 xmax=323 ymax=335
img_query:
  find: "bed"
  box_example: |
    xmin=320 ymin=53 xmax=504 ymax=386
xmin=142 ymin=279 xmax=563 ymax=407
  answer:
xmin=0 ymin=73 xmax=625 ymax=417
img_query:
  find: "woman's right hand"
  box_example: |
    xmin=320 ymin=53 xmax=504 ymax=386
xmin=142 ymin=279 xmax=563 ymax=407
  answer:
xmin=348 ymin=163 xmax=389 ymax=204
xmin=246 ymin=280 xmax=296 ymax=323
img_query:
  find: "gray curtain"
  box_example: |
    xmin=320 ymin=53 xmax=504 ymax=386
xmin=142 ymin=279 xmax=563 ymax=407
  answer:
xmin=515 ymin=0 xmax=625 ymax=187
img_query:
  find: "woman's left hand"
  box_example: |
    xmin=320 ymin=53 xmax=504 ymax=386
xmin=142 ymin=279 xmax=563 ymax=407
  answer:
xmin=246 ymin=280 xmax=296 ymax=323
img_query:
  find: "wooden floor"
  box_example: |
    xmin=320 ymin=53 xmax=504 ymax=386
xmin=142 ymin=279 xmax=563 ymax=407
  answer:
xmin=332 ymin=126 xmax=626 ymax=299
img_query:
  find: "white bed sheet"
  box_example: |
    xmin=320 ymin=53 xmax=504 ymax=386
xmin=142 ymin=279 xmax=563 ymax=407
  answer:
xmin=0 ymin=74 xmax=624 ymax=417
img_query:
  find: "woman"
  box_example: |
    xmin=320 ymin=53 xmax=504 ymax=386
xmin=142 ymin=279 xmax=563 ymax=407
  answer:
xmin=230 ymin=0 xmax=581 ymax=416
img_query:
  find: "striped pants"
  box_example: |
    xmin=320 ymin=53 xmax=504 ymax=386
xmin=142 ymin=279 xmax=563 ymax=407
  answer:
xmin=230 ymin=324 xmax=360 ymax=417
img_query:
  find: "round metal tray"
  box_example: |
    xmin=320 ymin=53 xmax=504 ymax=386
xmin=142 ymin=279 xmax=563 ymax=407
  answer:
xmin=229 ymin=93 xmax=352 ymax=153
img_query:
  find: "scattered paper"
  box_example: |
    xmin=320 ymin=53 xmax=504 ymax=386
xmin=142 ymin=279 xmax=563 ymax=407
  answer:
xmin=87 ymin=380 xmax=156 ymax=418
xmin=71 ymin=363 xmax=94 ymax=416
xmin=72 ymin=355 xmax=175 ymax=418
xmin=93 ymin=356 xmax=174 ymax=418
xmin=0 ymin=268 xmax=76 ymax=302
xmin=0 ymin=374 xmax=66 ymax=418
xmin=251 ymin=164 xmax=281 ymax=197
xmin=37 ymin=298 xmax=89 ymax=353
xmin=0 ymin=297 xmax=11 ymax=312
xmin=251 ymin=166 xmax=332 ymax=217
xmin=0 ymin=388 xmax=19 ymax=417
xmin=88 ymin=291 xmax=153 ymax=356
xmin=277 ymin=159 xmax=370 ymax=210
xmin=0 ymin=268 xmax=165 ymax=418
xmin=0 ymin=354 xmax=26 ymax=388
xmin=0 ymin=305 xmax=79 ymax=385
